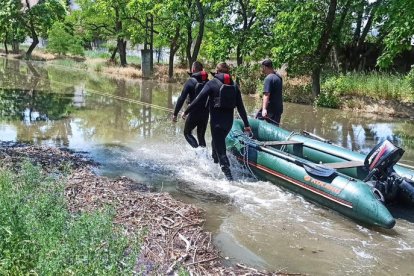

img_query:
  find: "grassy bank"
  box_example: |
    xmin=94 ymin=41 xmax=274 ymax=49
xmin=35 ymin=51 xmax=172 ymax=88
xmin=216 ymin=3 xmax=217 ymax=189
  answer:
xmin=0 ymin=162 xmax=140 ymax=275
xmin=316 ymin=71 xmax=414 ymax=108
xmin=282 ymin=71 xmax=414 ymax=110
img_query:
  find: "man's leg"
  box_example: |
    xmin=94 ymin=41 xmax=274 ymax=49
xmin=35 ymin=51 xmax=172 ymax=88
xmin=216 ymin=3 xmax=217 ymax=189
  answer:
xmin=211 ymin=126 xmax=233 ymax=180
xmin=196 ymin=114 xmax=208 ymax=148
xmin=210 ymin=125 xmax=219 ymax=163
xmin=183 ymin=113 xmax=199 ymax=148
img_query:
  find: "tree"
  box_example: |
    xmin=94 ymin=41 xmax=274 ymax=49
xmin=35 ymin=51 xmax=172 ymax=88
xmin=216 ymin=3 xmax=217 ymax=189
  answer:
xmin=127 ymin=0 xmax=158 ymax=72
xmin=21 ymin=0 xmax=67 ymax=58
xmin=0 ymin=0 xmax=26 ymax=54
xmin=47 ymin=21 xmax=84 ymax=56
xmin=377 ymin=0 xmax=414 ymax=68
xmin=77 ymin=0 xmax=131 ymax=66
xmin=340 ymin=0 xmax=384 ymax=71
xmin=273 ymin=0 xmax=352 ymax=97
xmin=153 ymin=0 xmax=187 ymax=79
xmin=211 ymin=0 xmax=267 ymax=66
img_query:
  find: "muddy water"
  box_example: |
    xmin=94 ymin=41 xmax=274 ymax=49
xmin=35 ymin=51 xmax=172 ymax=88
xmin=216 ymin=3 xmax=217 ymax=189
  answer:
xmin=1 ymin=57 xmax=414 ymax=275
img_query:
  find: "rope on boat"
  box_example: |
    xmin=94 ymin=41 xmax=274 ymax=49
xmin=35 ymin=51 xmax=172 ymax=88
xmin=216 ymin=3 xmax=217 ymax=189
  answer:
xmin=232 ymin=130 xmax=258 ymax=180
xmin=280 ymin=131 xmax=296 ymax=152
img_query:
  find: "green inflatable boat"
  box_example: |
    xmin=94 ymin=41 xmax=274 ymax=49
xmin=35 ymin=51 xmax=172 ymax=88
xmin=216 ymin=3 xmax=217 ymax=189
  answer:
xmin=226 ymin=119 xmax=414 ymax=229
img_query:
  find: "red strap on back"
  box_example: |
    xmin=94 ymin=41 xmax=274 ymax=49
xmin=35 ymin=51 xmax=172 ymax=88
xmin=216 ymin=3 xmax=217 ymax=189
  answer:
xmin=224 ymin=74 xmax=231 ymax=85
xmin=201 ymin=70 xmax=207 ymax=81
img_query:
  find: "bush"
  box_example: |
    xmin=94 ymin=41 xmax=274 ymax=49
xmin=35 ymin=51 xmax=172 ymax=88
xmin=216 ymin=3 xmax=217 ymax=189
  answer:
xmin=405 ymin=66 xmax=414 ymax=90
xmin=314 ymin=90 xmax=341 ymax=108
xmin=233 ymin=64 xmax=262 ymax=94
xmin=0 ymin=162 xmax=139 ymax=275
xmin=47 ymin=22 xmax=84 ymax=56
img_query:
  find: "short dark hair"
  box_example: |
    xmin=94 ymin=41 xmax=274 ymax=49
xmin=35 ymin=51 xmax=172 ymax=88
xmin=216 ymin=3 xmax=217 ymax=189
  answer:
xmin=261 ymin=59 xmax=273 ymax=68
xmin=216 ymin=62 xmax=230 ymax=73
xmin=192 ymin=61 xmax=203 ymax=72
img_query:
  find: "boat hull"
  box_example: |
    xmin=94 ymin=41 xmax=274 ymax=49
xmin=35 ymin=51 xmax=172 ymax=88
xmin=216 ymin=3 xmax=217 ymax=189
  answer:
xmin=226 ymin=119 xmax=399 ymax=229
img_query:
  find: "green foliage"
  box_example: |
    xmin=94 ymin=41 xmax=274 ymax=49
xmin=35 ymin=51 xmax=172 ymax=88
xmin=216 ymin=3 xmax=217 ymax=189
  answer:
xmin=377 ymin=0 xmax=414 ymax=68
xmin=283 ymin=81 xmax=313 ymax=104
xmin=0 ymin=0 xmax=26 ymax=48
xmin=47 ymin=22 xmax=84 ymax=56
xmin=234 ymin=64 xmax=262 ymax=94
xmin=202 ymin=0 xmax=276 ymax=65
xmin=321 ymin=73 xmax=414 ymax=101
xmin=0 ymin=162 xmax=140 ymax=275
xmin=405 ymin=67 xmax=414 ymax=90
xmin=272 ymin=1 xmax=323 ymax=72
xmin=314 ymin=90 xmax=341 ymax=109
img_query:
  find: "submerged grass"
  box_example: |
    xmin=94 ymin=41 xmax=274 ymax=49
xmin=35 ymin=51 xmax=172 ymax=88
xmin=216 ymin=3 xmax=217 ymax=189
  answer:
xmin=0 ymin=162 xmax=140 ymax=275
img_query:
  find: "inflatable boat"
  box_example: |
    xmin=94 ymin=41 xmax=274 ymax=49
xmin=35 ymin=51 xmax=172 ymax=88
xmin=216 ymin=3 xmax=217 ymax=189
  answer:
xmin=226 ymin=119 xmax=414 ymax=228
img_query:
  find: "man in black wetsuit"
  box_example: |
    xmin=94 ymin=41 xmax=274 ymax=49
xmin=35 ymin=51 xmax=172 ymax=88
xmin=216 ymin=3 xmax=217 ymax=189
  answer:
xmin=172 ymin=61 xmax=209 ymax=148
xmin=183 ymin=62 xmax=252 ymax=180
xmin=256 ymin=59 xmax=283 ymax=125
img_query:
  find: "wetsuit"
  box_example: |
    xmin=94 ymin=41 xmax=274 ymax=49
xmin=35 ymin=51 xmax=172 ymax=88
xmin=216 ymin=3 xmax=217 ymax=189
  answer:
xmin=173 ymin=71 xmax=209 ymax=148
xmin=184 ymin=73 xmax=250 ymax=180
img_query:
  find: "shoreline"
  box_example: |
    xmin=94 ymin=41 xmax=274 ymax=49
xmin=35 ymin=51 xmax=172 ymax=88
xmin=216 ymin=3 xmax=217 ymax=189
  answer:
xmin=1 ymin=52 xmax=414 ymax=119
xmin=0 ymin=141 xmax=297 ymax=275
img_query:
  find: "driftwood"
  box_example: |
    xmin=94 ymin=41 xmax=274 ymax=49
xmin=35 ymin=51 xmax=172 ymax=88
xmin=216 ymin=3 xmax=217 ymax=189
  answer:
xmin=0 ymin=141 xmax=302 ymax=275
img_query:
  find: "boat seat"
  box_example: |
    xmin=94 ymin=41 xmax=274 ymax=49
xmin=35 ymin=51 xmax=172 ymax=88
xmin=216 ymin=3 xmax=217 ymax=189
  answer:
xmin=258 ymin=141 xmax=303 ymax=146
xmin=258 ymin=141 xmax=304 ymax=157
xmin=324 ymin=160 xmax=365 ymax=169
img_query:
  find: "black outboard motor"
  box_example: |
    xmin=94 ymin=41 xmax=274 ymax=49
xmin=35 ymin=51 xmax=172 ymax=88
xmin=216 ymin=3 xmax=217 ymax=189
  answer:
xmin=364 ymin=140 xmax=414 ymax=203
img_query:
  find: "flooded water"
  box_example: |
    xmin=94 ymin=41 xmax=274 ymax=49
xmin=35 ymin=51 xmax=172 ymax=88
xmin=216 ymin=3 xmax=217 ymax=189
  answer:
xmin=1 ymin=57 xmax=414 ymax=275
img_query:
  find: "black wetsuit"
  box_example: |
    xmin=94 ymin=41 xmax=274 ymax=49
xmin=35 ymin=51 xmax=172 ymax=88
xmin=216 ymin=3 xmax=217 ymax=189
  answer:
xmin=184 ymin=73 xmax=250 ymax=180
xmin=173 ymin=71 xmax=209 ymax=148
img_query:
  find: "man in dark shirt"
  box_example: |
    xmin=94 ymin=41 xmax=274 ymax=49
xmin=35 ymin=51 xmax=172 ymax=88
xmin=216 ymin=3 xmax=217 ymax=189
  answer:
xmin=184 ymin=62 xmax=252 ymax=181
xmin=256 ymin=59 xmax=283 ymax=125
xmin=172 ymin=61 xmax=209 ymax=148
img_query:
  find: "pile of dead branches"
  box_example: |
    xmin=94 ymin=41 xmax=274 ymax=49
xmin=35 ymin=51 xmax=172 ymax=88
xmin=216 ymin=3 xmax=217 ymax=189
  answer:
xmin=0 ymin=142 xmax=301 ymax=275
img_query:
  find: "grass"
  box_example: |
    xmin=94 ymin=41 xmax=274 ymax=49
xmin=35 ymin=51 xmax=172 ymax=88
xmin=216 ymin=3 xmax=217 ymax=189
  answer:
xmin=322 ymin=72 xmax=414 ymax=102
xmin=84 ymin=50 xmax=142 ymax=65
xmin=0 ymin=162 xmax=140 ymax=275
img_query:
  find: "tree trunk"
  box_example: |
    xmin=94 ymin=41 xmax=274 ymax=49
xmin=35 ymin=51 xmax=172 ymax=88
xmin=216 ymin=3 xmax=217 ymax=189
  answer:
xmin=192 ymin=0 xmax=205 ymax=65
xmin=25 ymin=0 xmax=38 ymax=59
xmin=110 ymin=45 xmax=118 ymax=62
xmin=157 ymin=47 xmax=162 ymax=64
xmin=332 ymin=46 xmax=340 ymax=72
xmin=149 ymin=14 xmax=154 ymax=74
xmin=186 ymin=21 xmax=193 ymax=71
xmin=12 ymin=41 xmax=19 ymax=53
xmin=311 ymin=0 xmax=337 ymax=97
xmin=168 ymin=47 xmax=175 ymax=80
xmin=236 ymin=44 xmax=243 ymax=66
xmin=168 ymin=27 xmax=180 ymax=80
xmin=4 ymin=40 xmax=8 ymax=55
xmin=186 ymin=0 xmax=205 ymax=71
xmin=311 ymin=67 xmax=321 ymax=99
xmin=117 ymin=39 xmax=127 ymax=66
xmin=26 ymin=36 xmax=39 ymax=59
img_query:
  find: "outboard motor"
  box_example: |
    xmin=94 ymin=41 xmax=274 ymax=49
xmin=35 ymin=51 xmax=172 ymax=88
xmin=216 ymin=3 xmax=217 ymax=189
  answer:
xmin=364 ymin=140 xmax=414 ymax=203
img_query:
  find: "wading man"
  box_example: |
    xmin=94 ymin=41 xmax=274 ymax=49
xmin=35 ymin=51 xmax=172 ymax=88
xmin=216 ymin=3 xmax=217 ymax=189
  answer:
xmin=172 ymin=61 xmax=209 ymax=148
xmin=184 ymin=62 xmax=252 ymax=180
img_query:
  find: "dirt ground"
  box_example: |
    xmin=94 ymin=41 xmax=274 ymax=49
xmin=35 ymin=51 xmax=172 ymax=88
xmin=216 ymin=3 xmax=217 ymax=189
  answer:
xmin=0 ymin=141 xmax=300 ymax=275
